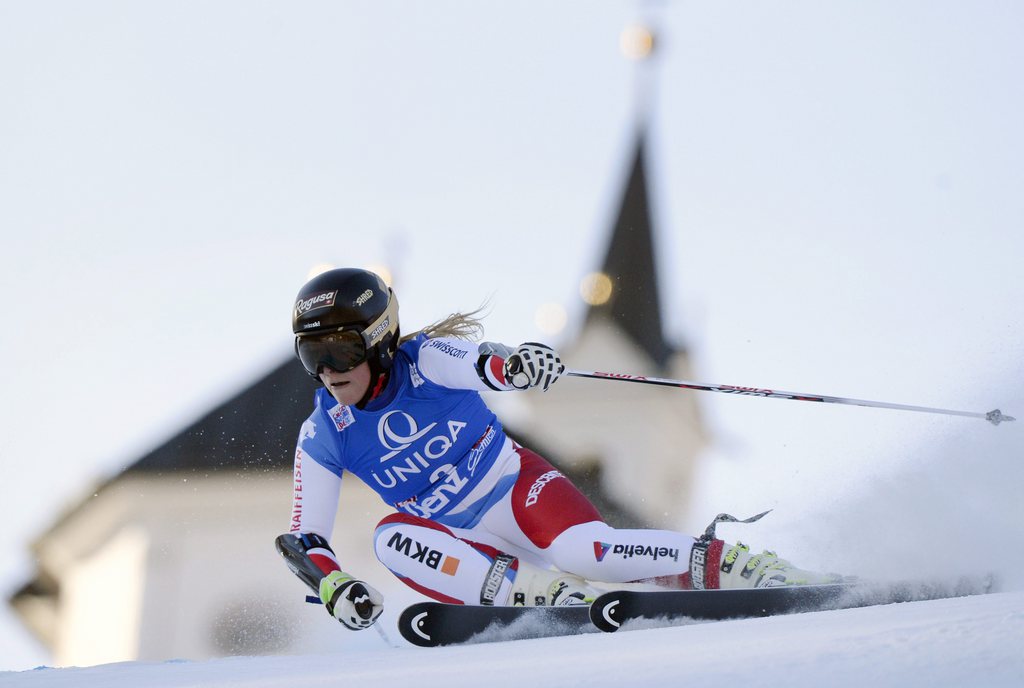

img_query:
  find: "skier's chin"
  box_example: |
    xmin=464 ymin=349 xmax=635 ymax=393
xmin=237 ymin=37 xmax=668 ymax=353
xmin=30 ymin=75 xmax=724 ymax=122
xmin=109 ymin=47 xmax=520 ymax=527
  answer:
xmin=319 ymin=362 xmax=371 ymax=405
xmin=328 ymin=380 xmax=369 ymax=406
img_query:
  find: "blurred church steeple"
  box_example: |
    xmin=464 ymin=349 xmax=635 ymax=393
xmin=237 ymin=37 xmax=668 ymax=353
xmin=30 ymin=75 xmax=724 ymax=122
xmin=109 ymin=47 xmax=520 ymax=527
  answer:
xmin=525 ymin=14 xmax=704 ymax=530
xmin=584 ymin=127 xmax=674 ymax=368
xmin=583 ymin=18 xmax=678 ymax=369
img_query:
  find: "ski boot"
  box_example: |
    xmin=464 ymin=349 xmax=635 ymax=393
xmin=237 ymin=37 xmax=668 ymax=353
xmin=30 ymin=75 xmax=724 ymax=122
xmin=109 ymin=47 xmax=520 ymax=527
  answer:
xmin=690 ymin=512 xmax=844 ymax=590
xmin=508 ymin=560 xmax=599 ymax=606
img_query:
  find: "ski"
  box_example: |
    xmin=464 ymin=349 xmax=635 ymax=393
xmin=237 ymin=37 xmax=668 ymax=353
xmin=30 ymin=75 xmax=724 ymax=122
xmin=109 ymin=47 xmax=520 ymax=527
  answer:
xmin=398 ymin=577 xmax=994 ymax=644
xmin=589 ymin=577 xmax=994 ymax=632
xmin=398 ymin=601 xmax=595 ymax=647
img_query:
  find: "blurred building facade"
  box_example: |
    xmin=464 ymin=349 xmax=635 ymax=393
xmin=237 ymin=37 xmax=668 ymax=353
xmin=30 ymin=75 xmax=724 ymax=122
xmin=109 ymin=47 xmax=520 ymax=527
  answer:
xmin=9 ymin=127 xmax=705 ymax=665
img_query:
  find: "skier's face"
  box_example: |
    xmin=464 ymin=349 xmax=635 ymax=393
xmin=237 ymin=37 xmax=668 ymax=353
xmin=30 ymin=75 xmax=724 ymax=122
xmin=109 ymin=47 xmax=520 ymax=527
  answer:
xmin=319 ymin=361 xmax=371 ymax=406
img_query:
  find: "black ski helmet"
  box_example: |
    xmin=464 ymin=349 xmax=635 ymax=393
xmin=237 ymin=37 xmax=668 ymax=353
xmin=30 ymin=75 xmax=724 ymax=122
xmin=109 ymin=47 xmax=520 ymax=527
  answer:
xmin=292 ymin=268 xmax=400 ymax=384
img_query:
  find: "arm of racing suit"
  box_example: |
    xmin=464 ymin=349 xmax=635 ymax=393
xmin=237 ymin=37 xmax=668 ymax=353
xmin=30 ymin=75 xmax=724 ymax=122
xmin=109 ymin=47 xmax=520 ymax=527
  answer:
xmin=275 ymin=422 xmax=384 ymax=630
xmin=417 ymin=337 xmax=518 ymax=391
xmin=278 ymin=444 xmax=344 ymax=585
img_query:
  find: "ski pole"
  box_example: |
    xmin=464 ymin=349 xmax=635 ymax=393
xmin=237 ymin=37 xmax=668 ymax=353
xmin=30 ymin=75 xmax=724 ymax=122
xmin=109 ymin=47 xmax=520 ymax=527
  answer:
xmin=563 ymin=369 xmax=1015 ymax=426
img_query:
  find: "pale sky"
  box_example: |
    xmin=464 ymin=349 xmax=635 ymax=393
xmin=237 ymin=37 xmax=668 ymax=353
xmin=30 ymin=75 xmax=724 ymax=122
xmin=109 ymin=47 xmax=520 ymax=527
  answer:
xmin=2 ymin=1 xmax=1022 ymax=670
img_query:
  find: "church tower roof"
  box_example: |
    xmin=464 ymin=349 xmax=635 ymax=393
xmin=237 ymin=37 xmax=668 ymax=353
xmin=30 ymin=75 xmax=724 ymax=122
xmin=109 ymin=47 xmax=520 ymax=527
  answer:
xmin=585 ymin=127 xmax=677 ymax=368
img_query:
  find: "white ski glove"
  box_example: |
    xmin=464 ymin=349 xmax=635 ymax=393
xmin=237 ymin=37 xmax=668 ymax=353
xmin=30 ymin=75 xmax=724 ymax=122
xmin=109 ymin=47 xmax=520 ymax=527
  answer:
xmin=319 ymin=570 xmax=384 ymax=630
xmin=503 ymin=342 xmax=565 ymax=392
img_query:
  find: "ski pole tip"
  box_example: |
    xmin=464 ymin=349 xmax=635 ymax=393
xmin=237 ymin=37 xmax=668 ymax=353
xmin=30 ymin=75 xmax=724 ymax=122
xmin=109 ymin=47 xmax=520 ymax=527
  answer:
xmin=986 ymin=409 xmax=1015 ymax=426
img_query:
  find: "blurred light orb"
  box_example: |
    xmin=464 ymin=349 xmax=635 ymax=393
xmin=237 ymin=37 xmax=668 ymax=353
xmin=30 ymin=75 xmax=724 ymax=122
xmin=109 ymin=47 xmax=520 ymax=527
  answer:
xmin=365 ymin=263 xmax=393 ymax=286
xmin=306 ymin=263 xmax=336 ymax=280
xmin=580 ymin=272 xmax=614 ymax=306
xmin=535 ymin=302 xmax=567 ymax=335
xmin=620 ymin=24 xmax=655 ymax=60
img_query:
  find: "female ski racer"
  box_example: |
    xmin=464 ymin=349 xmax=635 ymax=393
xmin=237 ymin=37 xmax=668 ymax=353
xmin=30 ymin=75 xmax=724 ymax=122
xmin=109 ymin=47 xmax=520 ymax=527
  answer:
xmin=276 ymin=268 xmax=839 ymax=630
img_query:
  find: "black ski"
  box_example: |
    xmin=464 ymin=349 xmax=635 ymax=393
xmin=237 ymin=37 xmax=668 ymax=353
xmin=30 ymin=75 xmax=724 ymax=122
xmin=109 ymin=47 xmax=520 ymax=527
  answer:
xmin=398 ymin=577 xmax=993 ymax=644
xmin=590 ymin=577 xmax=994 ymax=632
xmin=398 ymin=602 xmax=594 ymax=647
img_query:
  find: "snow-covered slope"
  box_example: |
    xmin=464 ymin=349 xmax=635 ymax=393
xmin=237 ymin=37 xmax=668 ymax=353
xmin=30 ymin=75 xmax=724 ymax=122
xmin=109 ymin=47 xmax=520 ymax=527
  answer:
xmin=5 ymin=590 xmax=1022 ymax=688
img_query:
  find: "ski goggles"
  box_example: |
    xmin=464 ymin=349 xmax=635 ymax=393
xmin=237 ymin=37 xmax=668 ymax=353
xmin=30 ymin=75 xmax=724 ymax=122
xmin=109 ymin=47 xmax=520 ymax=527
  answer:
xmin=294 ymin=298 xmax=397 ymax=375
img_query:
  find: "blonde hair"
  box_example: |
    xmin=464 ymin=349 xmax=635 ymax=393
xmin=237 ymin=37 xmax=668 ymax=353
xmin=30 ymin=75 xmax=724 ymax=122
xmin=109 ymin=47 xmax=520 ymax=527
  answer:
xmin=401 ymin=307 xmax=486 ymax=344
